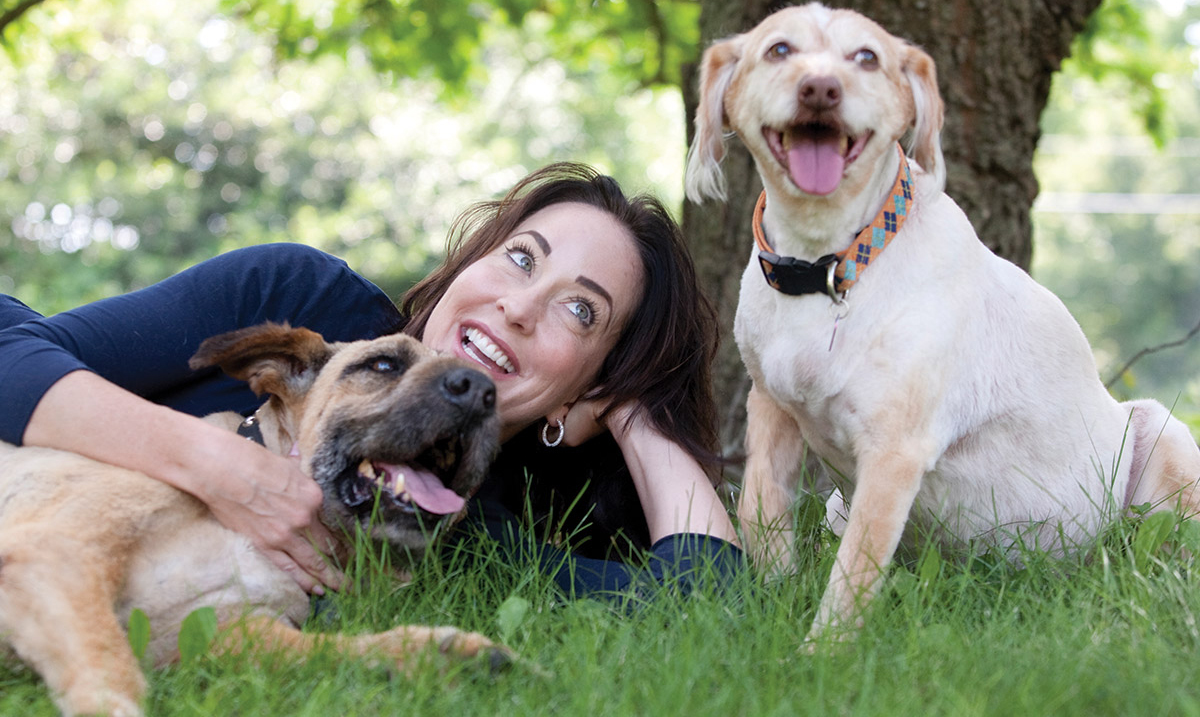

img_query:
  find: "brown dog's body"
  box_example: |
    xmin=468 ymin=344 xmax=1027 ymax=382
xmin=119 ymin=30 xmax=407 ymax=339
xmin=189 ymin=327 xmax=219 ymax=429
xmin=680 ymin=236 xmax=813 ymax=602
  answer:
xmin=0 ymin=324 xmax=503 ymax=717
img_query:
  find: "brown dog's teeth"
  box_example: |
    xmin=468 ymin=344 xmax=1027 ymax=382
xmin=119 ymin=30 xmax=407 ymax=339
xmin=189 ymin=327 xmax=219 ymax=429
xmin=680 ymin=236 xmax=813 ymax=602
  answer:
xmin=357 ymin=459 xmax=374 ymax=480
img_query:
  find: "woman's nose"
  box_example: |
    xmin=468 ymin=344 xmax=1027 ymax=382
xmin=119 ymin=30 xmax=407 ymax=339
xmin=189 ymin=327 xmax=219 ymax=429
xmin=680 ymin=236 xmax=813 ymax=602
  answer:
xmin=496 ymin=286 xmax=541 ymax=332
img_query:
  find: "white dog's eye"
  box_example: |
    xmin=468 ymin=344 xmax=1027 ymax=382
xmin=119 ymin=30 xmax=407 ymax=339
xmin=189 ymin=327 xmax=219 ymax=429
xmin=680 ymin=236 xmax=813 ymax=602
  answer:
xmin=766 ymin=41 xmax=792 ymax=60
xmin=852 ymin=48 xmax=879 ymax=69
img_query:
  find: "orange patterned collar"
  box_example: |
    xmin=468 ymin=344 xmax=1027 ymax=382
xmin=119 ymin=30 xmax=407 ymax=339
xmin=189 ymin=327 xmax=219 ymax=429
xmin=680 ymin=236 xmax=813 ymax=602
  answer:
xmin=752 ymin=143 xmax=913 ymax=300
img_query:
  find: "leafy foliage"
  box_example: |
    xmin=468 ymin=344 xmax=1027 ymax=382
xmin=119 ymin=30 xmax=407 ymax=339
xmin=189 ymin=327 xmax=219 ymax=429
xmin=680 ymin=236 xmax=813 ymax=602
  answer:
xmin=1071 ymin=0 xmax=1193 ymax=145
xmin=0 ymin=0 xmax=687 ymax=314
xmin=220 ymin=0 xmax=700 ymax=91
xmin=1035 ymin=0 xmax=1200 ymax=419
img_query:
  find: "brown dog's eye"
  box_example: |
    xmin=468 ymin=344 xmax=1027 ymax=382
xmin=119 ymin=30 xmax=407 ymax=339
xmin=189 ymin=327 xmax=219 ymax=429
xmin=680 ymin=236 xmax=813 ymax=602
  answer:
xmin=852 ymin=48 xmax=879 ymax=69
xmin=766 ymin=41 xmax=792 ymax=60
xmin=370 ymin=357 xmax=398 ymax=373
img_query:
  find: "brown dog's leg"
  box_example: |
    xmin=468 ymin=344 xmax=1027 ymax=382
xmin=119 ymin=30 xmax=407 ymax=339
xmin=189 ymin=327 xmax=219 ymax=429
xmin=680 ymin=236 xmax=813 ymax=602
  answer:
xmin=0 ymin=532 xmax=145 ymax=717
xmin=739 ymin=384 xmax=809 ymax=576
xmin=807 ymin=444 xmax=926 ymax=642
xmin=217 ymin=615 xmax=514 ymax=674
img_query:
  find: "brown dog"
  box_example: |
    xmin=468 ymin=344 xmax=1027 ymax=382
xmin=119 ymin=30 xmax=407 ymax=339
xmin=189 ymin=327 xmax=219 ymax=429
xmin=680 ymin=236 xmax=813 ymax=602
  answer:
xmin=0 ymin=323 xmax=504 ymax=716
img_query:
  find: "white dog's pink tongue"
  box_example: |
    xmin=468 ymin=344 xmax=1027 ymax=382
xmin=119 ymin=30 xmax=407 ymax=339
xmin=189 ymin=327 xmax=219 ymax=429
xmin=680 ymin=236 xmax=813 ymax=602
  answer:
xmin=789 ymin=137 xmax=845 ymax=196
xmin=388 ymin=464 xmax=465 ymax=515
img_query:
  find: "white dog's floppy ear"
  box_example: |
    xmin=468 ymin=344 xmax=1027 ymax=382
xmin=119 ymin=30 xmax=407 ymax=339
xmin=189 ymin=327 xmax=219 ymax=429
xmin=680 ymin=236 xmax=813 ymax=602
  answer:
xmin=902 ymin=44 xmax=946 ymax=192
xmin=685 ymin=36 xmax=743 ymax=203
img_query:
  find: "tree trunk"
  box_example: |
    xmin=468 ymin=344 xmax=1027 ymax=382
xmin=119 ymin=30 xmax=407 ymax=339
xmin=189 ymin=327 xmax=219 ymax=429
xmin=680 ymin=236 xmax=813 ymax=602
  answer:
xmin=681 ymin=0 xmax=1103 ymax=466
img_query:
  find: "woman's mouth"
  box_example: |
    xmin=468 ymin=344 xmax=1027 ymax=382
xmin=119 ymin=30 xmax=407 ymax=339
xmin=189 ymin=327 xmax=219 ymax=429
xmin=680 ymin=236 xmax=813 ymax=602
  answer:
xmin=462 ymin=327 xmax=515 ymax=374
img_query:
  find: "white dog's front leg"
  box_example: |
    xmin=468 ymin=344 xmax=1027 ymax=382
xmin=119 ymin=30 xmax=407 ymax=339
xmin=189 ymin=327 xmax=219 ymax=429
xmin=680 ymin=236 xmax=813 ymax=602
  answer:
xmin=807 ymin=446 xmax=926 ymax=641
xmin=738 ymin=384 xmax=808 ymax=576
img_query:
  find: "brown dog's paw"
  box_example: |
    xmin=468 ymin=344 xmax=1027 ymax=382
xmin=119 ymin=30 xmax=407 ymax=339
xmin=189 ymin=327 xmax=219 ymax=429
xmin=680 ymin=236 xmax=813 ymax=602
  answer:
xmin=433 ymin=626 xmax=516 ymax=672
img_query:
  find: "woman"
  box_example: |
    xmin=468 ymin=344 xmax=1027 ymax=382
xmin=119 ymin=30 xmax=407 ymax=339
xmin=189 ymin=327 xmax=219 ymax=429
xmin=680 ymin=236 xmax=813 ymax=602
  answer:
xmin=0 ymin=163 xmax=741 ymax=599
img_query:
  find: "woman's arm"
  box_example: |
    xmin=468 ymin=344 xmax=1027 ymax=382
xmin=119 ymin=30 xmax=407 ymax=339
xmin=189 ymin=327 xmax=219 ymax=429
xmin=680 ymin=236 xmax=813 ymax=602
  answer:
xmin=27 ymin=370 xmax=341 ymax=593
xmin=2 ymin=243 xmax=405 ymax=591
xmin=605 ymin=406 xmax=740 ymax=545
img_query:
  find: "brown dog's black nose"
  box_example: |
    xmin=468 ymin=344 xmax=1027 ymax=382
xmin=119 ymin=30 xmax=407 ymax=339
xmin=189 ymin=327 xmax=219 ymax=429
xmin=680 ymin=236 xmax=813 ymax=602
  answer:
xmin=800 ymin=75 xmax=841 ymax=110
xmin=442 ymin=367 xmax=496 ymax=415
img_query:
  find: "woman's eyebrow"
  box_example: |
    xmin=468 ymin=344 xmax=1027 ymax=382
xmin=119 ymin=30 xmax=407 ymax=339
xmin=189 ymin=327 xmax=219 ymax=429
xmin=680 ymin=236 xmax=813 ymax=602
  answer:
xmin=577 ymin=276 xmax=613 ymax=310
xmin=514 ymin=230 xmax=551 ymax=256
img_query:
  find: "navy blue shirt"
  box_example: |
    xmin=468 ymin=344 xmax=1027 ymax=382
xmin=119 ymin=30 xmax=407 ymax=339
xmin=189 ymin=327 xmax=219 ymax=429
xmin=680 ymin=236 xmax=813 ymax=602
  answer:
xmin=0 ymin=243 xmax=743 ymax=599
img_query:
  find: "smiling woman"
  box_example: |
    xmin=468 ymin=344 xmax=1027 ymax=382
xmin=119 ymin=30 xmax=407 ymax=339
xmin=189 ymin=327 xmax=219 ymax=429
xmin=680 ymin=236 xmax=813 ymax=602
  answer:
xmin=0 ymin=162 xmax=742 ymax=604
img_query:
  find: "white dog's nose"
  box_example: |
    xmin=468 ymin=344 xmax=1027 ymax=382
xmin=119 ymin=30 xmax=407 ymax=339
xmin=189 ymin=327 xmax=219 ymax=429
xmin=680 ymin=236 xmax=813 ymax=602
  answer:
xmin=800 ymin=75 xmax=842 ymax=111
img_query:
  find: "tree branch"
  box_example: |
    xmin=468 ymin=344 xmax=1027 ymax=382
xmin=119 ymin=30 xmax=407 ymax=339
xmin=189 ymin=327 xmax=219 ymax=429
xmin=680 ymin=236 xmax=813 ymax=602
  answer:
xmin=1104 ymin=315 xmax=1200 ymax=389
xmin=0 ymin=0 xmax=47 ymax=39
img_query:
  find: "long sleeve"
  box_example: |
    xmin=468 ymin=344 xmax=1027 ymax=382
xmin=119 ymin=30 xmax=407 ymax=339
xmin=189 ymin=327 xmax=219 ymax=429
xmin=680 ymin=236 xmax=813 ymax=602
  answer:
xmin=457 ymin=488 xmax=745 ymax=603
xmin=0 ymin=243 xmax=404 ymax=444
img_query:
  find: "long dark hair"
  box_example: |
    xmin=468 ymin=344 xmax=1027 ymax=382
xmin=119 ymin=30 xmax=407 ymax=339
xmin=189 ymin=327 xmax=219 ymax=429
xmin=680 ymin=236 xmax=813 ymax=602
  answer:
xmin=401 ymin=163 xmax=721 ymax=558
xmin=402 ymin=162 xmax=720 ymax=470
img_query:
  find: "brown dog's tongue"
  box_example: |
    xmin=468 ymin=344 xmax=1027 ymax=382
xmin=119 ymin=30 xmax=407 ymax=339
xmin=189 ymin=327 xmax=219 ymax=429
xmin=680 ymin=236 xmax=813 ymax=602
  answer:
xmin=788 ymin=136 xmax=845 ymax=196
xmin=382 ymin=463 xmax=465 ymax=515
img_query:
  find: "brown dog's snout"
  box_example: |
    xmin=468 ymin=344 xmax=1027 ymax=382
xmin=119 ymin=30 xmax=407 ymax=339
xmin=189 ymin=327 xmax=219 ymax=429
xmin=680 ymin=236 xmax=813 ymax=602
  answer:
xmin=800 ymin=75 xmax=842 ymax=111
xmin=440 ymin=366 xmax=496 ymax=418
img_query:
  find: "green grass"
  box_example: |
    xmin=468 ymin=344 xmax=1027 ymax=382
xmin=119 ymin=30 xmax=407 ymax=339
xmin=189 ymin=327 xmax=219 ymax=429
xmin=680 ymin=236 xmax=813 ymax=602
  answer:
xmin=4 ymin=501 xmax=1200 ymax=716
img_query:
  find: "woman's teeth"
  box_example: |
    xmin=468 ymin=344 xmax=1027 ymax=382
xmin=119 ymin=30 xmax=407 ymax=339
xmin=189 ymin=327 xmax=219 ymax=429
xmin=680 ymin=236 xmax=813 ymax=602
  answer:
xmin=463 ymin=327 xmax=514 ymax=373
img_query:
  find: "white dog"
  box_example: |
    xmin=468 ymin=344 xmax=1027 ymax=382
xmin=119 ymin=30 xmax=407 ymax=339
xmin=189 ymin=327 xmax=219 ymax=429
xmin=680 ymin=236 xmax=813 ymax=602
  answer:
xmin=685 ymin=2 xmax=1200 ymax=641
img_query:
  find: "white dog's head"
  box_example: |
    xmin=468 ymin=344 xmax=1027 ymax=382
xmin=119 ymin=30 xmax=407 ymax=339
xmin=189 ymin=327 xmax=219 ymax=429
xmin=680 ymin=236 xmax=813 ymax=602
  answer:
xmin=685 ymin=2 xmax=944 ymax=203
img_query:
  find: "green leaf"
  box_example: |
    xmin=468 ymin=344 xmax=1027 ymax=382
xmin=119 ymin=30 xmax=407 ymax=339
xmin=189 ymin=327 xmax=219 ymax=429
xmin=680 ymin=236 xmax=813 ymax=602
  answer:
xmin=178 ymin=606 xmax=218 ymax=665
xmin=127 ymin=608 xmax=151 ymax=663
xmin=1132 ymin=510 xmax=1177 ymax=570
xmin=496 ymin=595 xmax=531 ymax=643
xmin=917 ymin=544 xmax=943 ymax=590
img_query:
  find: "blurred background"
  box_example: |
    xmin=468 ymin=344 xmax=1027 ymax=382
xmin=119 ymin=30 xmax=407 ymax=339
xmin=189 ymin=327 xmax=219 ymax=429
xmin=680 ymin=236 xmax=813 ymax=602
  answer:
xmin=1 ymin=0 xmax=1197 ymax=428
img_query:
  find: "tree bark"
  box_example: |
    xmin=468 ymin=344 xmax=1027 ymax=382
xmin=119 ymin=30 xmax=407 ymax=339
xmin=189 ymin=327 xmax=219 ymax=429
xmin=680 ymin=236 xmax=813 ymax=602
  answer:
xmin=681 ymin=0 xmax=1103 ymax=464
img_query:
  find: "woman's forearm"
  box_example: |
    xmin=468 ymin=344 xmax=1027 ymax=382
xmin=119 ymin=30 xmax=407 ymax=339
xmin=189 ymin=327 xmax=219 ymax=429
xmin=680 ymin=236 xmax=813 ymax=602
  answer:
xmin=25 ymin=370 xmax=342 ymax=593
xmin=610 ymin=412 xmax=739 ymax=545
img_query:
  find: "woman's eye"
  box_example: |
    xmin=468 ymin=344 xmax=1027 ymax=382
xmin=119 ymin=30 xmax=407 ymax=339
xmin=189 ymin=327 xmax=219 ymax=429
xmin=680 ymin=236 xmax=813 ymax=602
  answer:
xmin=567 ymin=300 xmax=594 ymax=326
xmin=852 ymin=48 xmax=879 ymax=68
xmin=506 ymin=249 xmax=534 ymax=273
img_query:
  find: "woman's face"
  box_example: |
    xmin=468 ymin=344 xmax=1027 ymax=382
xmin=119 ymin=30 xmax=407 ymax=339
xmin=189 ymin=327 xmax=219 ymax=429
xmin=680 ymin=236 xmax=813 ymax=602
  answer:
xmin=423 ymin=202 xmax=644 ymax=440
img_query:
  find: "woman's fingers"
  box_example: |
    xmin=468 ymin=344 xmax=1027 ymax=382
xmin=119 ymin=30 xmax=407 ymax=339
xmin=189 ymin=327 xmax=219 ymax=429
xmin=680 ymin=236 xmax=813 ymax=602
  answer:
xmin=197 ymin=443 xmax=345 ymax=593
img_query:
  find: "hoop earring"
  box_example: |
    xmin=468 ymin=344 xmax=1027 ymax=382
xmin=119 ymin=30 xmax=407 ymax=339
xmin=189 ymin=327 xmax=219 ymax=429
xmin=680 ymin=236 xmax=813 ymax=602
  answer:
xmin=541 ymin=418 xmax=565 ymax=448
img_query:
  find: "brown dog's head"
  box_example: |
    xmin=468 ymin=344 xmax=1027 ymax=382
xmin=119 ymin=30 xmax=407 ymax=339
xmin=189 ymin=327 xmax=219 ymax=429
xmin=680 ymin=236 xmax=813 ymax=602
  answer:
xmin=190 ymin=323 xmax=500 ymax=556
xmin=685 ymin=2 xmax=944 ymax=202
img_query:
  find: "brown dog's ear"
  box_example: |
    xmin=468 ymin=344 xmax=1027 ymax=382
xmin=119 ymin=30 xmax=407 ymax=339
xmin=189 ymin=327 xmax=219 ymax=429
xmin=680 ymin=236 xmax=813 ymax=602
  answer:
xmin=902 ymin=44 xmax=946 ymax=191
xmin=188 ymin=322 xmax=333 ymax=400
xmin=685 ymin=35 xmax=743 ymax=203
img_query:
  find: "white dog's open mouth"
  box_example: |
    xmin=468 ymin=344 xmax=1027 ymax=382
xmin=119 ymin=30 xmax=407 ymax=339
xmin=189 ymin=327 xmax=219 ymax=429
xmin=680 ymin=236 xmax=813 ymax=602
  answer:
xmin=764 ymin=123 xmax=872 ymax=196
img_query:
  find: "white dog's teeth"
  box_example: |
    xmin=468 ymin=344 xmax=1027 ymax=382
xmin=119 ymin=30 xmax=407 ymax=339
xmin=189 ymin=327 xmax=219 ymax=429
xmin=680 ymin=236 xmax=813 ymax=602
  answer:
xmin=840 ymin=135 xmax=850 ymax=154
xmin=393 ymin=470 xmax=406 ymax=495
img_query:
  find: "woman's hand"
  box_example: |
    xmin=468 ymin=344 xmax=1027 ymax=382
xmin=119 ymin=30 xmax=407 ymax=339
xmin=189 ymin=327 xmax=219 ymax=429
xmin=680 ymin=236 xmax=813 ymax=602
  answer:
xmin=25 ymin=370 xmax=344 ymax=593
xmin=559 ymin=397 xmax=618 ymax=447
xmin=182 ymin=434 xmax=344 ymax=594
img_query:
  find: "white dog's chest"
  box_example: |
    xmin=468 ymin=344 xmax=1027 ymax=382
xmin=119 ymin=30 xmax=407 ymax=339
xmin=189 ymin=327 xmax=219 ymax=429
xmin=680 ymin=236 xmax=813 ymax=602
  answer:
xmin=733 ymin=268 xmax=866 ymax=456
